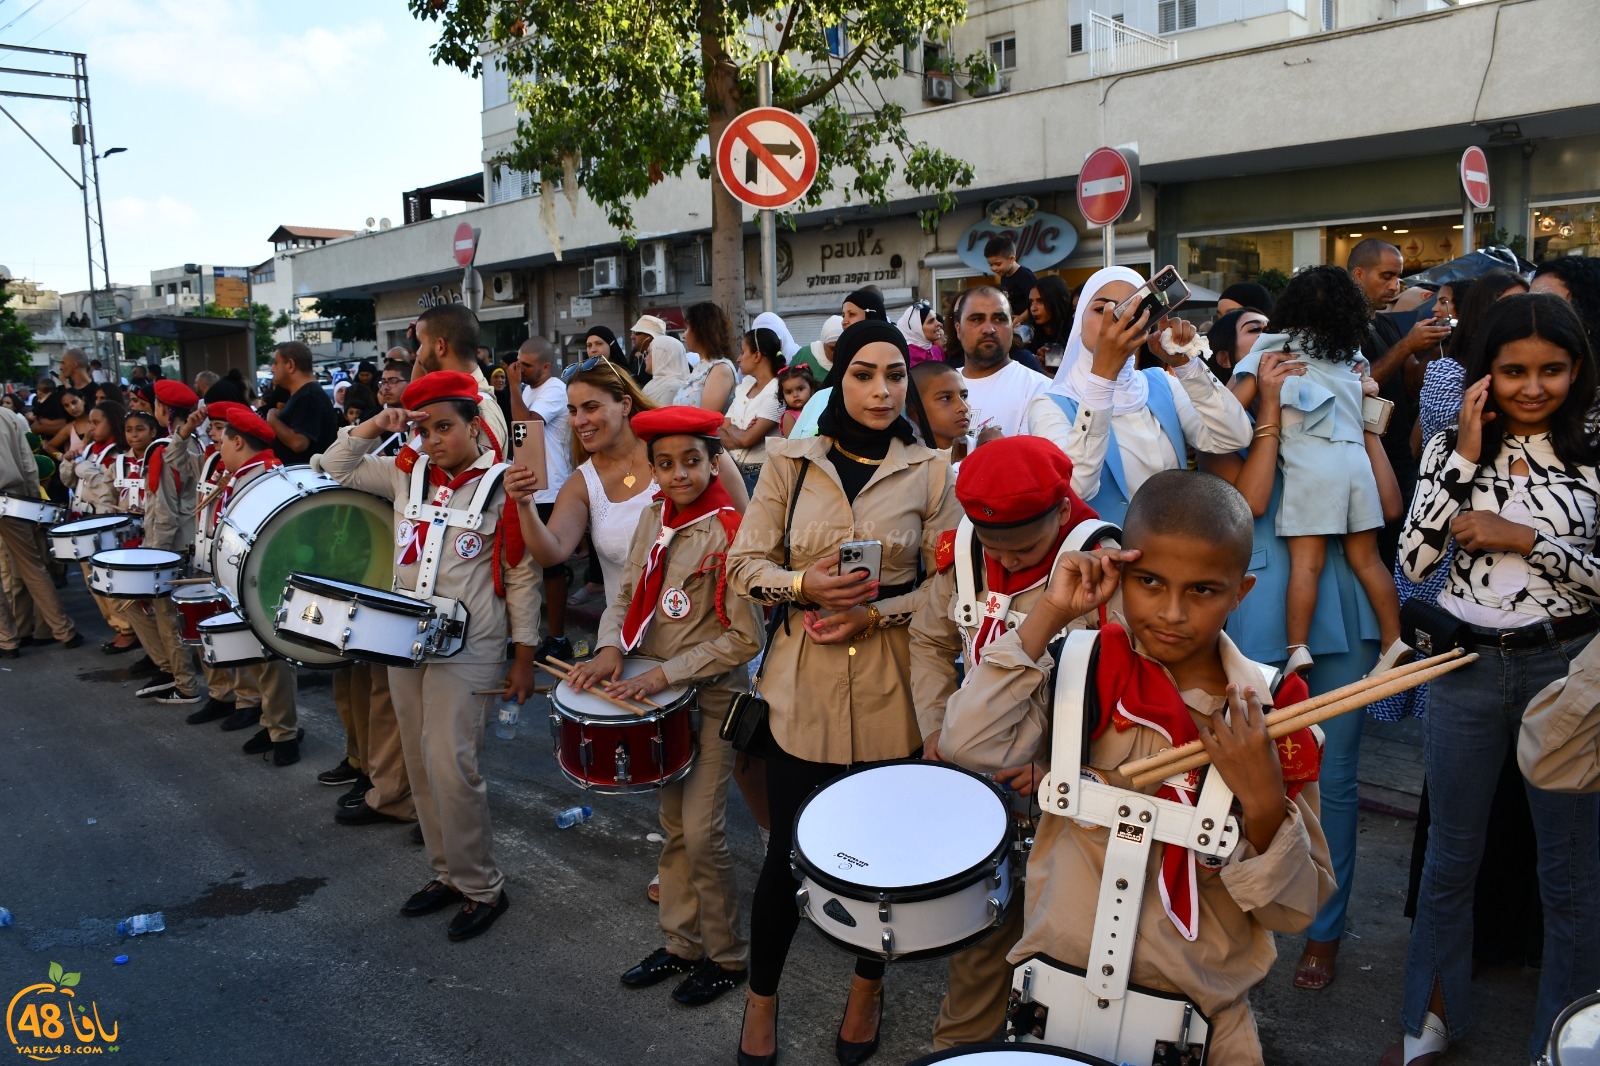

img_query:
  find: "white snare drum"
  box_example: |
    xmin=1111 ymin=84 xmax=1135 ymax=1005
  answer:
xmin=549 ymin=658 xmax=695 ymax=793
xmin=210 ymin=465 xmax=394 ymax=667
xmin=88 ymin=548 xmax=183 ymax=598
xmin=0 ymin=491 xmax=67 ymax=525
xmin=908 ymin=1046 xmax=1118 ymax=1066
xmin=199 ymin=610 xmax=271 ymax=667
xmin=793 ymin=761 xmax=1015 ymax=962
xmin=274 ymin=574 xmax=449 ymax=668
xmin=49 ymin=514 xmax=138 ymax=561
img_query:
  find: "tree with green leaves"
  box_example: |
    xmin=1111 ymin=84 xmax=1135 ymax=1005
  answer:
xmin=0 ymin=281 xmax=39 ymax=385
xmin=409 ymin=0 xmax=991 ymax=318
xmin=307 ymin=298 xmax=377 ymax=345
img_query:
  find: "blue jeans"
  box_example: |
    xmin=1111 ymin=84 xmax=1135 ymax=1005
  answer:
xmin=1402 ymin=632 xmax=1600 ymax=1058
xmin=1302 ymin=642 xmax=1374 ymax=942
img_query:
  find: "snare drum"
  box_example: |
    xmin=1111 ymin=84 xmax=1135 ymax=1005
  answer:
xmin=792 ymin=761 xmax=1015 ymax=962
xmin=174 ymin=584 xmax=229 ymax=645
xmin=908 ymin=1045 xmax=1117 ymax=1065
xmin=198 ymin=610 xmax=271 ymax=667
xmin=88 ymin=548 xmax=184 ymax=599
xmin=274 ymin=573 xmax=440 ymax=668
xmin=550 ymin=658 xmax=695 ymax=793
xmin=0 ymin=491 xmax=67 ymax=526
xmin=48 ymin=514 xmax=138 ymax=561
xmin=210 ymin=465 xmax=394 ymax=667
xmin=1547 ymin=991 xmax=1600 ymax=1066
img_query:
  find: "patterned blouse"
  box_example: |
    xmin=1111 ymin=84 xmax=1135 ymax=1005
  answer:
xmin=1400 ymin=431 xmax=1600 ymax=622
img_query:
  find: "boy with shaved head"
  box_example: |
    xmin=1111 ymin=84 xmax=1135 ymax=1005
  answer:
xmin=940 ymin=470 xmax=1334 ymax=1065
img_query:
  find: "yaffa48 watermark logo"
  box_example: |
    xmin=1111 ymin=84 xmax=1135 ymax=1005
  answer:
xmin=6 ymin=961 xmax=120 ymax=1059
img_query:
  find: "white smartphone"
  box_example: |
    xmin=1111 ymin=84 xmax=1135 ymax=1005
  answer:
xmin=1362 ymin=395 xmax=1394 ymax=435
xmin=838 ymin=540 xmax=883 ymax=585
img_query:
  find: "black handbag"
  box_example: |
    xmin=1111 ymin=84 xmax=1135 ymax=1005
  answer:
xmin=720 ymin=460 xmax=810 ymax=754
xmin=1400 ymin=596 xmax=1468 ymax=657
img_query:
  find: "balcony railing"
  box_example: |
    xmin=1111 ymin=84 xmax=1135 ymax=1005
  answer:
xmin=1086 ymin=11 xmax=1177 ymax=76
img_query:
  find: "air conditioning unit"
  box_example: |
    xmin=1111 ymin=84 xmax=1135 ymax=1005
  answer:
xmin=591 ymin=256 xmax=621 ymax=291
xmin=490 ymin=272 xmax=520 ymax=301
xmin=922 ymin=74 xmax=954 ymax=102
xmin=638 ymin=240 xmax=672 ymax=297
xmin=967 ymin=74 xmax=1011 ymax=97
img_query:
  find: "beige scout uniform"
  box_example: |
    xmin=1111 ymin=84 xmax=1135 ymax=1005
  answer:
xmin=319 ymin=430 xmax=537 ymax=904
xmin=939 ymin=626 xmax=1335 ymax=1066
xmin=0 ymin=409 xmax=76 ymax=648
xmin=60 ymin=442 xmax=135 ymax=639
xmin=595 ymin=500 xmax=763 ymax=967
xmin=193 ymin=450 xmax=258 ymax=710
xmin=1521 ymin=636 xmax=1600 ymax=792
xmin=725 ymin=434 xmax=960 ymax=765
xmin=335 ymin=661 xmax=414 ymax=821
xmin=122 ymin=434 xmax=202 ymax=695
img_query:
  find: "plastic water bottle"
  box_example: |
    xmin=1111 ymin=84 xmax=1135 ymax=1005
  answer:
xmin=0 ymin=908 xmax=13 ymax=927
xmin=494 ymin=699 xmax=519 ymax=740
xmin=116 ymin=912 xmax=164 ymax=936
xmin=572 ymin=638 xmax=591 ymax=658
xmin=555 ymin=805 xmax=593 ymax=830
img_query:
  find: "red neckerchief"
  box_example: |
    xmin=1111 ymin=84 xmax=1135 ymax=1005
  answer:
xmin=211 ymin=452 xmax=281 ymax=526
xmin=619 ymin=481 xmax=741 ymax=651
xmin=144 ymin=435 xmax=183 ymax=497
xmin=1092 ymin=624 xmax=1317 ymax=941
xmin=971 ymin=495 xmax=1100 ymax=663
xmin=87 ymin=440 xmax=119 ymax=468
xmin=397 ymin=460 xmax=488 ymax=567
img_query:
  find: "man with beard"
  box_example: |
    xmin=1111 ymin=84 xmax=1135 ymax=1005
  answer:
xmin=957 ymin=287 xmax=1048 ymax=443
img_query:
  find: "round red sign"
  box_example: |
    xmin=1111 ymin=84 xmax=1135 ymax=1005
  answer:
xmin=1460 ymin=147 xmax=1491 ymax=210
xmin=452 ymin=221 xmax=476 ymax=268
xmin=715 ymin=107 xmax=819 ymax=211
xmin=1077 ymin=147 xmax=1134 ymax=228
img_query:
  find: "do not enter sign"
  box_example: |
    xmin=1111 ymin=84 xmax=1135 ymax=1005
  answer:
xmin=1078 ymin=147 xmax=1135 ymax=228
xmin=453 ymin=221 xmax=477 ymax=268
xmin=1460 ymin=147 xmax=1491 ymax=210
xmin=716 ymin=107 xmax=819 ymax=211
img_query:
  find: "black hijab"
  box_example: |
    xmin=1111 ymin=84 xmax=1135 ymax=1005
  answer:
xmin=817 ymin=320 xmax=918 ymax=455
xmin=585 ymin=325 xmax=627 ymax=363
xmin=842 ymin=287 xmax=887 ymax=322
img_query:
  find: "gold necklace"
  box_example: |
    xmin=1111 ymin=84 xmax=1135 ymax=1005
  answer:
xmin=831 ymin=442 xmax=884 ymax=466
xmin=605 ymin=450 xmax=638 ymax=488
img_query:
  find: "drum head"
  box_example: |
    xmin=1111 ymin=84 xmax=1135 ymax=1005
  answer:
xmin=221 ymin=466 xmax=394 ymax=666
xmin=173 ymin=584 xmax=227 ymax=605
xmin=286 ymin=573 xmax=433 ymax=616
xmin=93 ymin=548 xmax=181 ymax=570
xmin=199 ymin=610 xmax=254 ymax=633
xmin=796 ymin=762 xmax=1008 ymax=893
xmin=908 ymin=1045 xmax=1118 ymax=1065
xmin=52 ymin=515 xmax=131 ymax=536
xmin=553 ymin=657 xmax=689 ymax=720
xmin=1551 ymin=992 xmax=1600 ymax=1066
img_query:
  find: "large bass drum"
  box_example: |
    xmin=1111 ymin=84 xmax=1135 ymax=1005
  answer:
xmin=209 ymin=465 xmax=394 ymax=667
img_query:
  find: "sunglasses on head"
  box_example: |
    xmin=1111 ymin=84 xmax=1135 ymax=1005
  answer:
xmin=577 ymin=355 xmax=628 ymax=391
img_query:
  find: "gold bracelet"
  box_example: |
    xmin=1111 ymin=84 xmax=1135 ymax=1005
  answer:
xmin=1253 ymin=422 xmax=1280 ymax=433
xmin=1253 ymin=426 xmax=1281 ymax=441
xmin=792 ymin=572 xmax=806 ymax=602
xmin=864 ymin=604 xmax=882 ymax=630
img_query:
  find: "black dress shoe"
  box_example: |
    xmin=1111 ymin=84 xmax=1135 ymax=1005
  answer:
xmin=737 ymin=994 xmax=779 ymax=1066
xmin=672 ymin=959 xmax=747 ymax=1006
xmin=335 ymin=800 xmax=403 ymax=826
xmin=241 ymin=728 xmax=273 ymax=755
xmin=834 ymin=980 xmax=883 ymax=1066
xmin=219 ymin=704 xmax=263 ymax=732
xmin=185 ymin=698 xmax=235 ymax=725
xmin=58 ymin=633 xmax=83 ymax=649
xmin=127 ymin=654 xmax=158 ymax=676
xmin=272 ymin=730 xmax=304 ymax=767
xmin=0 ymin=648 xmax=17 ymax=660
xmin=316 ymin=758 xmax=360 ymax=786
xmin=408 ymin=823 xmax=425 ymax=846
xmin=447 ymin=891 xmax=509 ymax=942
xmin=620 ymin=947 xmax=699 ymax=988
xmin=100 ymin=639 xmax=137 ymax=655
xmin=400 ymin=879 xmax=462 ymax=917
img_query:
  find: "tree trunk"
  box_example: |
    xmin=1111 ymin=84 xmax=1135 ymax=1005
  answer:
xmin=701 ymin=13 xmax=746 ymax=329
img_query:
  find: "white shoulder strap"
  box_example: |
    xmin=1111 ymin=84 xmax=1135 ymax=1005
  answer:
xmin=953 ymin=517 xmax=981 ymax=627
xmin=1065 ymin=517 xmax=1122 ymax=552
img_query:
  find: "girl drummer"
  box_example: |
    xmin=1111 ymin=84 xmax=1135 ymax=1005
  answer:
xmin=561 ymin=406 xmax=763 ymax=1007
xmin=725 ymin=319 xmax=960 ymax=1066
xmin=59 ymin=401 xmax=137 ymax=653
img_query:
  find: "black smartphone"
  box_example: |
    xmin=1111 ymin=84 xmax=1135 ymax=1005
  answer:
xmin=1110 ymin=266 xmax=1191 ymax=336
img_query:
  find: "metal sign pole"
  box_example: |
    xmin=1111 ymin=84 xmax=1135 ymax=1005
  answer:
xmin=1103 ymin=224 xmax=1115 ymax=269
xmin=758 ymin=61 xmax=777 ymax=315
xmin=1462 ymin=201 xmax=1475 ymax=255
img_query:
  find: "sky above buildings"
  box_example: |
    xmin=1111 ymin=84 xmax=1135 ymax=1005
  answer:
xmin=1 ymin=0 xmax=482 ymax=292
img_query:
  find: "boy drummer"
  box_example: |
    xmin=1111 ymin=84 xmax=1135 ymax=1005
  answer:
xmin=551 ymin=407 xmax=762 ymax=1006
xmin=320 ymin=371 xmax=537 ymax=942
xmin=939 ymin=470 xmax=1334 ymax=1065
xmin=910 ymin=435 xmax=1115 ymax=1049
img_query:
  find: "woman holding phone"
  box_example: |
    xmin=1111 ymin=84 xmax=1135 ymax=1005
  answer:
xmin=726 ymin=319 xmax=960 ymax=1066
xmin=1026 ymin=266 xmax=1255 ymax=523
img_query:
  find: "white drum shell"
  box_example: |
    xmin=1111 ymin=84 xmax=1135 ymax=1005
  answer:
xmin=49 ymin=517 xmax=134 ymax=562
xmin=200 ymin=611 xmax=270 ymax=667
xmin=275 ymin=580 xmax=433 ymax=667
xmin=798 ymin=860 xmax=1011 ymax=961
xmin=88 ymin=549 xmax=183 ymax=598
xmin=0 ymin=493 xmax=67 ymax=525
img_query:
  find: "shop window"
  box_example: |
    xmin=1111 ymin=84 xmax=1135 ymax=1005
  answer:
xmin=1532 ymin=201 xmax=1600 ymax=262
xmin=1180 ymin=231 xmax=1294 ymax=293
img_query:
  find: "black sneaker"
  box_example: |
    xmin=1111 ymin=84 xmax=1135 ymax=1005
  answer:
xmin=219 ymin=705 xmax=263 ymax=732
xmin=185 ymin=698 xmax=235 ymax=725
xmin=127 ymin=654 xmax=158 ymax=676
xmin=272 ymin=730 xmax=304 ymax=767
xmin=535 ymin=636 xmax=574 ymax=665
xmin=135 ymin=673 xmax=176 ymax=698
xmin=241 ymin=728 xmax=274 ymax=755
xmin=338 ymin=776 xmax=374 ymax=808
xmin=671 ymin=959 xmax=748 ymax=1006
xmin=58 ymin=633 xmax=83 ymax=649
xmin=156 ymin=687 xmax=204 ymax=705
xmin=621 ymin=948 xmax=699 ymax=989
xmin=316 ymin=758 xmax=360 ymax=787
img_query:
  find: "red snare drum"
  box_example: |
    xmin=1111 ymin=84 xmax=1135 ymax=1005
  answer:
xmin=174 ymin=583 xmax=229 ymax=645
xmin=549 ymin=657 xmax=696 ymax=793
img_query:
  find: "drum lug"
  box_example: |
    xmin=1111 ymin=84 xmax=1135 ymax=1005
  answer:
xmin=548 ymin=712 xmax=561 ymax=747
xmin=794 ymin=887 xmax=809 ymax=917
xmin=988 ymin=858 xmax=1004 ymax=890
xmin=987 ymin=896 xmax=1004 ymax=923
xmin=614 ymin=741 xmax=632 ymax=784
xmin=880 ymin=929 xmax=894 ymax=959
xmin=579 ymin=738 xmax=593 ymax=769
xmin=1019 ymin=964 xmax=1034 ymax=1004
xmin=651 ymin=732 xmax=665 ymax=770
xmin=347 ymin=602 xmax=358 ymax=619
xmin=340 ymin=627 xmax=353 ymax=649
xmin=877 ymin=893 xmax=890 ymax=923
xmin=410 ymin=641 xmax=424 ymax=663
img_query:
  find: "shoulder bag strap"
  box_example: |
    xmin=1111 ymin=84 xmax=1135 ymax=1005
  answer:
xmin=752 ymin=458 xmax=810 ymax=685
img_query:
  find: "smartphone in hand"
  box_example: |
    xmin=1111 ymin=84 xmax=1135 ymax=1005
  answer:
xmin=511 ymin=420 xmax=547 ymax=490
xmin=838 ymin=540 xmax=883 ymax=585
xmin=1110 ymin=265 xmax=1191 ymax=336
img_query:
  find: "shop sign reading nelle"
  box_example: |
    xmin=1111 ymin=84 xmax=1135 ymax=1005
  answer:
xmin=956 ymin=196 xmax=1078 ymax=274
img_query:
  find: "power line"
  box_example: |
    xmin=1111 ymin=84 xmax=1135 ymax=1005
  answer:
xmin=18 ymin=0 xmax=89 ymax=45
xmin=0 ymin=0 xmax=50 ymax=35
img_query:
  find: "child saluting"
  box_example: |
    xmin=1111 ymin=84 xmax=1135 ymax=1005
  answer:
xmin=940 ymin=469 xmax=1334 ymax=1066
xmin=561 ymin=406 xmax=763 ymax=1007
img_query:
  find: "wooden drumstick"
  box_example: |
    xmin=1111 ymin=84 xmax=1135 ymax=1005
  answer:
xmin=539 ymin=656 xmax=653 ymax=717
xmin=170 ymin=576 xmax=222 ymax=587
xmin=541 ymin=655 xmax=667 ymax=711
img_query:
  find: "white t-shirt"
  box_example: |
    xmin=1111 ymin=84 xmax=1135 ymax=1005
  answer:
xmin=962 ymin=360 xmax=1049 ymax=441
xmin=725 ymin=376 xmax=785 ymax=464
xmin=521 ymin=377 xmax=573 ymax=504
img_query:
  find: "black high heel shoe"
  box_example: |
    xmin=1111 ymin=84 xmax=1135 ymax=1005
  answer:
xmin=736 ymin=992 xmax=778 ymax=1066
xmin=835 ymin=978 xmax=882 ymax=1066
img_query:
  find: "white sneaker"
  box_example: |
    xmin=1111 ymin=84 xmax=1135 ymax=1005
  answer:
xmin=155 ymin=688 xmax=204 ymax=705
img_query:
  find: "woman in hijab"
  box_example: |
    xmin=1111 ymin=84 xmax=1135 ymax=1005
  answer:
xmin=641 ymin=334 xmax=691 ymax=406
xmin=1024 ymin=265 xmax=1253 ymax=523
xmin=750 ymin=311 xmax=800 ymax=363
xmin=568 ymin=325 xmax=629 ymax=382
xmin=895 ymin=301 xmax=945 ymax=367
xmin=727 ymin=319 xmax=960 ymax=1066
xmin=841 ymin=286 xmax=887 ymax=326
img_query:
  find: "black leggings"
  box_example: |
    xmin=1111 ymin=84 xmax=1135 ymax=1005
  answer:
xmin=748 ymin=743 xmax=889 ymax=996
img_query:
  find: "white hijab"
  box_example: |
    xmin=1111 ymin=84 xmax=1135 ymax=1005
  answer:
xmin=751 ymin=311 xmax=800 ymax=361
xmin=895 ymin=302 xmax=933 ymax=351
xmin=642 ymin=335 xmax=691 ymax=406
xmin=1048 ymin=265 xmax=1151 ymax=415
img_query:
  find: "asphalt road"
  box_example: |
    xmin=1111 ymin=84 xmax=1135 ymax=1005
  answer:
xmin=0 ymin=585 xmax=1545 ymax=1065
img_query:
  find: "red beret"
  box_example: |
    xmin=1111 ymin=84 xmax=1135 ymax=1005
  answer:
xmin=956 ymin=436 xmax=1092 ymax=528
xmin=205 ymin=401 xmax=246 ymax=424
xmin=402 ymin=371 xmax=480 ymax=411
xmin=225 ymin=405 xmax=275 ymax=447
xmin=630 ymin=405 xmax=725 ymax=443
xmin=153 ymin=379 xmax=199 ymax=409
